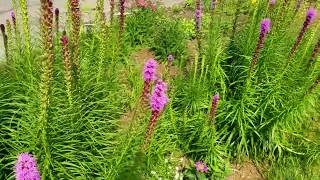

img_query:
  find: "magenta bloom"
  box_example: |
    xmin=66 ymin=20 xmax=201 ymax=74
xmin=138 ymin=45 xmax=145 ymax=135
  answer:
xmin=143 ymin=59 xmax=157 ymax=81
xmin=269 ymin=0 xmax=276 ymax=6
xmin=307 ymin=7 xmax=317 ymax=23
xmin=10 ymin=10 xmax=15 ymax=18
xmin=15 ymin=153 xmax=41 ymax=180
xmin=289 ymin=8 xmax=317 ymax=59
xmin=150 ymin=80 xmax=168 ymax=112
xmin=260 ymin=18 xmax=271 ymax=34
xmin=195 ymin=161 xmax=208 ymax=173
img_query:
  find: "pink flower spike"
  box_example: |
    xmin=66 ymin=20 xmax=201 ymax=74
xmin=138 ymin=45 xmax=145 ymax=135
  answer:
xmin=15 ymin=153 xmax=41 ymax=180
xmin=260 ymin=18 xmax=271 ymax=34
xmin=150 ymin=80 xmax=168 ymax=112
xmin=307 ymin=7 xmax=317 ymax=23
xmin=143 ymin=59 xmax=157 ymax=81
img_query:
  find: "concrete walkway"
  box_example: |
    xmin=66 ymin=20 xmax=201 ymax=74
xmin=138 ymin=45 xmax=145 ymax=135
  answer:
xmin=0 ymin=0 xmax=185 ymax=59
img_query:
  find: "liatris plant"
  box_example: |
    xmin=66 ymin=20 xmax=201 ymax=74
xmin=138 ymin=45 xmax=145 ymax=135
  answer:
xmin=0 ymin=24 xmax=9 ymax=61
xmin=167 ymin=54 xmax=174 ymax=67
xmin=195 ymin=161 xmax=209 ymax=173
xmin=144 ymin=79 xmax=169 ymax=149
xmin=289 ymin=7 xmax=317 ymax=59
xmin=142 ymin=59 xmax=157 ymax=102
xmin=39 ymin=0 xmax=54 ymax=175
xmin=110 ymin=0 xmax=115 ymax=23
xmin=61 ymin=33 xmax=73 ymax=105
xmin=15 ymin=153 xmax=41 ymax=180
xmin=119 ymin=0 xmax=126 ymax=38
xmin=55 ymin=8 xmax=60 ymax=34
xmin=71 ymin=0 xmax=81 ymax=83
xmin=19 ymin=0 xmax=31 ymax=55
xmin=209 ymin=93 xmax=219 ymax=123
xmin=250 ymin=18 xmax=271 ymax=74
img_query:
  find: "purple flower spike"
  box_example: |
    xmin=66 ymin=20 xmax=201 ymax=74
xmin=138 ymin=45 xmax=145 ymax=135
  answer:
xmin=307 ymin=7 xmax=317 ymax=23
xmin=260 ymin=18 xmax=271 ymax=34
xmin=15 ymin=153 xmax=41 ymax=180
xmin=210 ymin=93 xmax=219 ymax=120
xmin=167 ymin=54 xmax=174 ymax=66
xmin=10 ymin=10 xmax=15 ymax=18
xmin=150 ymin=80 xmax=168 ymax=112
xmin=195 ymin=9 xmax=202 ymax=31
xmin=143 ymin=59 xmax=157 ymax=81
xmin=195 ymin=161 xmax=209 ymax=173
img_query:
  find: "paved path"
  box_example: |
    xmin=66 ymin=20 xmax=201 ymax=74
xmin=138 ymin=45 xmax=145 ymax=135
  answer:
xmin=0 ymin=0 xmax=185 ymax=59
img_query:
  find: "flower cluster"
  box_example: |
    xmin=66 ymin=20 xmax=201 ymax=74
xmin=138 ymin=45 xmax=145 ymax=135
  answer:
xmin=136 ymin=0 xmax=157 ymax=11
xmin=195 ymin=161 xmax=208 ymax=173
xmin=15 ymin=153 xmax=41 ymax=180
xmin=142 ymin=59 xmax=158 ymax=101
xmin=143 ymin=59 xmax=157 ymax=81
xmin=150 ymin=80 xmax=169 ymax=112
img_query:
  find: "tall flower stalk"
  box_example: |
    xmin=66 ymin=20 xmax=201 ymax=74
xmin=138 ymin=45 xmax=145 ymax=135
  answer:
xmin=110 ymin=0 xmax=115 ymax=23
xmin=39 ymin=0 xmax=54 ymax=176
xmin=19 ymin=0 xmax=31 ymax=55
xmin=250 ymin=18 xmax=271 ymax=75
xmin=143 ymin=80 xmax=169 ymax=149
xmin=195 ymin=0 xmax=202 ymax=52
xmin=289 ymin=8 xmax=317 ymax=59
xmin=0 ymin=24 xmax=9 ymax=61
xmin=6 ymin=20 xmax=13 ymax=61
xmin=10 ymin=10 xmax=20 ymax=51
xmin=61 ymin=34 xmax=73 ymax=105
xmin=119 ymin=0 xmax=126 ymax=38
xmin=209 ymin=93 xmax=220 ymax=123
xmin=15 ymin=153 xmax=41 ymax=180
xmin=55 ymin=8 xmax=60 ymax=34
xmin=142 ymin=59 xmax=157 ymax=102
xmin=71 ymin=0 xmax=81 ymax=83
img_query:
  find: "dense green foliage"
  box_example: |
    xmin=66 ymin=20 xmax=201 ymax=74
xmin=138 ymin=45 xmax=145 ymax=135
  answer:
xmin=0 ymin=0 xmax=319 ymax=179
